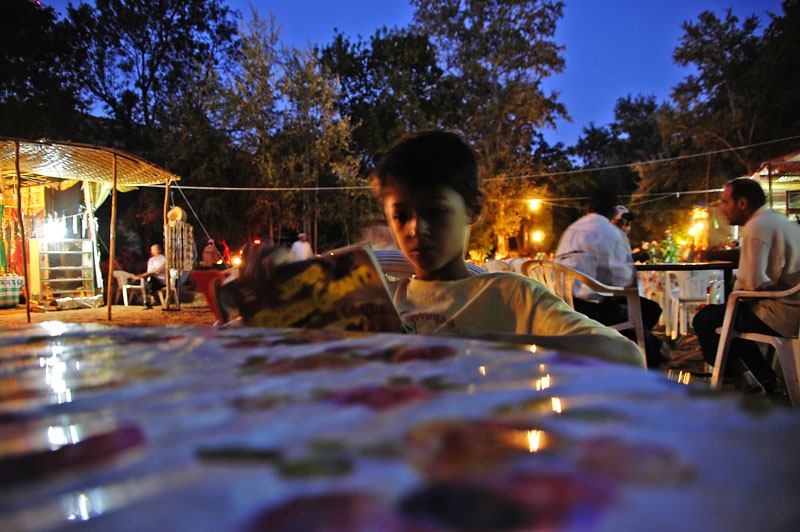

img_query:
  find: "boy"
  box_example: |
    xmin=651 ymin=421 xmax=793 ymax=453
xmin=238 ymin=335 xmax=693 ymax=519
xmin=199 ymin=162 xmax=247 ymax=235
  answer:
xmin=374 ymin=131 xmax=644 ymax=367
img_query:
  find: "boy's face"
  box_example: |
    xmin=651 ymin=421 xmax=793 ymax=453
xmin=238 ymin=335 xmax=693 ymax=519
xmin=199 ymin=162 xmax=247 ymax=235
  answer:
xmin=382 ymin=184 xmax=476 ymax=281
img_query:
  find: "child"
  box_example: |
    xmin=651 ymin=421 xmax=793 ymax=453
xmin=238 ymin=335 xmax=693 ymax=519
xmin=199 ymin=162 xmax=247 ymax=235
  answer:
xmin=374 ymin=131 xmax=644 ymax=367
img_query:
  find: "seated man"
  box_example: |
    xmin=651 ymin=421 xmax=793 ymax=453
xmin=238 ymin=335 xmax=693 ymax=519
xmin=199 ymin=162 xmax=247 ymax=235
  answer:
xmin=135 ymin=244 xmax=167 ymax=309
xmin=693 ymin=178 xmax=800 ymax=395
xmin=555 ymin=190 xmax=668 ymax=368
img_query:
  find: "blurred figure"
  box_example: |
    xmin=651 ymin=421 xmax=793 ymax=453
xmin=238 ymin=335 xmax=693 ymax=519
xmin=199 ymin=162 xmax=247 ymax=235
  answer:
xmin=289 ymin=233 xmax=313 ymax=262
xmin=201 ymin=239 xmax=219 ymax=269
xmin=135 ymin=244 xmax=166 ymax=309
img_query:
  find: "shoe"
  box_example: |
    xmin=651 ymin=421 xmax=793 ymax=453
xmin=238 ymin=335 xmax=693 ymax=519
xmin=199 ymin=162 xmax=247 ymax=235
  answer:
xmin=144 ymin=304 xmax=153 ymax=310
xmin=734 ymin=368 xmax=766 ymax=395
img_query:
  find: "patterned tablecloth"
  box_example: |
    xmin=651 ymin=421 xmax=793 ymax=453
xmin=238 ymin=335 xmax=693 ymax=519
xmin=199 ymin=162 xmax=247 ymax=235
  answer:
xmin=1 ymin=323 xmax=799 ymax=531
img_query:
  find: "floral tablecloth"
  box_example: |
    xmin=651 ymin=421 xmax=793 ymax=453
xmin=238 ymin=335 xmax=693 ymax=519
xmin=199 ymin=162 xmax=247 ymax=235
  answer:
xmin=1 ymin=323 xmax=798 ymax=530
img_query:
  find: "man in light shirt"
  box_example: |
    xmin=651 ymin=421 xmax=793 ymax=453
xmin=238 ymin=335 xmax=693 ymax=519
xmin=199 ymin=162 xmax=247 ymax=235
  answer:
xmin=693 ymin=178 xmax=800 ymax=395
xmin=136 ymin=244 xmax=166 ymax=309
xmin=555 ymin=189 xmax=667 ymax=367
xmin=289 ymin=233 xmax=313 ymax=262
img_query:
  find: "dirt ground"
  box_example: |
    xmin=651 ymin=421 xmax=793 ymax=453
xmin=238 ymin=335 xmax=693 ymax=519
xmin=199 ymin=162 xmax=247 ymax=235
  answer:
xmin=0 ymin=292 xmax=215 ymax=329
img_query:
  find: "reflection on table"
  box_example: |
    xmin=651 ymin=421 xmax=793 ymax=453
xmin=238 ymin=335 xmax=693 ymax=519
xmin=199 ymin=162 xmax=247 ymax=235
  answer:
xmin=1 ymin=322 xmax=799 ymax=530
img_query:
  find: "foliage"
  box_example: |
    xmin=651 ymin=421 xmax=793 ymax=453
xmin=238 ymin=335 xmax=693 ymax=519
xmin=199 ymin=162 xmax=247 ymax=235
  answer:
xmin=320 ymin=28 xmax=459 ymax=168
xmin=0 ymin=0 xmax=86 ymax=139
xmin=67 ymin=0 xmax=238 ymax=135
xmin=411 ymin=0 xmax=568 ymax=253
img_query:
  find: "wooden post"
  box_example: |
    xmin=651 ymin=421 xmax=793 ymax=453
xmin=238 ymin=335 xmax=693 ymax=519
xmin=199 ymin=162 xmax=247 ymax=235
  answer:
xmin=163 ymin=178 xmax=172 ymax=308
xmin=14 ymin=140 xmax=31 ymax=323
xmin=767 ymin=163 xmax=773 ymax=209
xmin=107 ymin=154 xmax=117 ymax=320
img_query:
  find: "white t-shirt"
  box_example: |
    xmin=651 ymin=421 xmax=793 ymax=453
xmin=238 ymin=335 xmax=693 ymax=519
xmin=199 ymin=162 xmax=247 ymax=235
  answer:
xmin=737 ymin=206 xmax=800 ymax=337
xmin=393 ymin=272 xmax=643 ymax=366
xmin=554 ymin=213 xmax=636 ymax=300
xmin=147 ymin=253 xmax=167 ymax=282
xmin=290 ymin=240 xmax=313 ymax=262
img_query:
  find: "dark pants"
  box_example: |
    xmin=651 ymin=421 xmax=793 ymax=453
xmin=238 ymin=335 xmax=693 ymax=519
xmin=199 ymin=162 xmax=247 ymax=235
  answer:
xmin=143 ymin=275 xmax=165 ymax=306
xmin=574 ymin=296 xmax=664 ymax=368
xmin=692 ymin=303 xmax=778 ymax=382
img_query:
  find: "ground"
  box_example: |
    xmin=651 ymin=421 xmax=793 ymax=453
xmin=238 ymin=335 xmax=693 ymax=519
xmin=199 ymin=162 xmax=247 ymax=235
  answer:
xmin=0 ymin=293 xmax=215 ymax=328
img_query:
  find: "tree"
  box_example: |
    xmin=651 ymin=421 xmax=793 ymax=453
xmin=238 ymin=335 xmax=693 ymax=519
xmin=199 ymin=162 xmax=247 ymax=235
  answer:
xmin=67 ymin=0 xmax=237 ymax=135
xmin=321 ymin=28 xmax=458 ymax=167
xmin=0 ymin=0 xmax=85 ymax=139
xmin=411 ymin=0 xmax=568 ymax=255
xmin=275 ymin=46 xmax=363 ymax=252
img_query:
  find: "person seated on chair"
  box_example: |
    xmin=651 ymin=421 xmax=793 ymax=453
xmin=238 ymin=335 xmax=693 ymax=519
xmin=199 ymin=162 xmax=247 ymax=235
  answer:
xmin=136 ymin=244 xmax=166 ymax=309
xmin=693 ymin=178 xmax=800 ymax=395
xmin=554 ymin=188 xmax=668 ymax=368
xmin=369 ymin=130 xmax=644 ymax=368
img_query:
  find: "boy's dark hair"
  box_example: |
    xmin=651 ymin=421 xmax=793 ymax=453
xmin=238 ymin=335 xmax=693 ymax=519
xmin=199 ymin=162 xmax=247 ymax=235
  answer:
xmin=727 ymin=178 xmax=766 ymax=210
xmin=373 ymin=130 xmax=482 ymax=210
xmin=586 ymin=185 xmax=619 ymax=219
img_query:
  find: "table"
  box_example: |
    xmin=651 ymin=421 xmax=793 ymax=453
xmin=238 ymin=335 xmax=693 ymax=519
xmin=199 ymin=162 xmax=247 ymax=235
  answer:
xmin=1 ymin=323 xmax=799 ymax=530
xmin=636 ymin=261 xmax=737 ymax=299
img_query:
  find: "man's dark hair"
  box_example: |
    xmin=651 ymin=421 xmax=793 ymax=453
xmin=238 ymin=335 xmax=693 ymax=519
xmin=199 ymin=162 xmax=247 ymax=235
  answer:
xmin=727 ymin=178 xmax=766 ymax=210
xmin=373 ymin=130 xmax=482 ymax=210
xmin=586 ymin=186 xmax=619 ymax=219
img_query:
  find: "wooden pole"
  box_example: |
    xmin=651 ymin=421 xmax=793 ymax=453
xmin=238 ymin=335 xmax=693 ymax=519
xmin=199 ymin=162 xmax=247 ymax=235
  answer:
xmin=107 ymin=154 xmax=117 ymax=320
xmin=163 ymin=178 xmax=172 ymax=308
xmin=14 ymin=140 xmax=31 ymax=323
xmin=767 ymin=163 xmax=773 ymax=209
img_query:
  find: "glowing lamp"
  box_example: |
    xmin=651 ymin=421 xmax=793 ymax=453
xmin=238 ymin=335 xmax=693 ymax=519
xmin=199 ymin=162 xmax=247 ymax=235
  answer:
xmin=232 ymin=256 xmax=242 ymax=266
xmin=688 ymin=228 xmax=698 ymax=236
xmin=527 ymin=199 xmax=542 ymax=211
xmin=532 ymin=230 xmax=545 ymax=242
xmin=43 ymin=220 xmax=66 ymax=240
xmin=253 ymin=238 xmax=262 ymax=245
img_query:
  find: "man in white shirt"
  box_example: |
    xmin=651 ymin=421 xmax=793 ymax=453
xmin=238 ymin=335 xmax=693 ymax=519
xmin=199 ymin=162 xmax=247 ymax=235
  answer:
xmin=693 ymin=178 xmax=800 ymax=395
xmin=289 ymin=233 xmax=313 ymax=262
xmin=555 ymin=190 xmax=667 ymax=367
xmin=136 ymin=244 xmax=166 ymax=309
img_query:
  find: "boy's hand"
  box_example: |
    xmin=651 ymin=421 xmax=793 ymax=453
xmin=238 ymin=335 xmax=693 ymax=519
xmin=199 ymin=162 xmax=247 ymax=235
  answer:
xmin=238 ymin=243 xmax=291 ymax=294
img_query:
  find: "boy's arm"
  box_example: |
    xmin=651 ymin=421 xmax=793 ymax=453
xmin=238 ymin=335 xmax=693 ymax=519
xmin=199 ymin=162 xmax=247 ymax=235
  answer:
xmin=524 ymin=287 xmax=645 ymax=367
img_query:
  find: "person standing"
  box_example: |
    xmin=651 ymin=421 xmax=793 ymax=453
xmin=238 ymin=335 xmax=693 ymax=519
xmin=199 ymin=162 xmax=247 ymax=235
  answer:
xmin=136 ymin=244 xmax=166 ymax=309
xmin=289 ymin=233 xmax=313 ymax=262
xmin=554 ymin=189 xmax=668 ymax=367
xmin=693 ymin=178 xmax=800 ymax=395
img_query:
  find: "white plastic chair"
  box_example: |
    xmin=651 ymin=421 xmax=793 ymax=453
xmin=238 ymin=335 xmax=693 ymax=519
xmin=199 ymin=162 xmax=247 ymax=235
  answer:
xmin=373 ymin=249 xmax=486 ymax=291
xmin=711 ymin=282 xmax=800 ymax=408
xmin=122 ymin=279 xmax=145 ymax=306
xmin=484 ymin=259 xmax=510 ymax=273
xmin=157 ymin=269 xmax=180 ymax=308
xmin=666 ymin=271 xmax=719 ymax=340
xmin=522 ymin=259 xmax=647 ymax=365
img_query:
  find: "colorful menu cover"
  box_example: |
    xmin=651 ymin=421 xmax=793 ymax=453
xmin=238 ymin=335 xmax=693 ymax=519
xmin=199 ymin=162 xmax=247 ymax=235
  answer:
xmin=214 ymin=245 xmax=406 ymax=332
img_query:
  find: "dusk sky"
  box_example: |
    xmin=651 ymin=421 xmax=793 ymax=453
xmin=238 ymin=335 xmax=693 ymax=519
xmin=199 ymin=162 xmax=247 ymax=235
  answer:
xmin=46 ymin=0 xmax=784 ymax=147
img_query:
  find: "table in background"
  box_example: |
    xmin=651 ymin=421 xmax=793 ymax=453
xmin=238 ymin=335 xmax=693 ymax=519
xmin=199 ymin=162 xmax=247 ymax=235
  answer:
xmin=1 ymin=323 xmax=798 ymax=530
xmin=636 ymin=261 xmax=736 ymax=299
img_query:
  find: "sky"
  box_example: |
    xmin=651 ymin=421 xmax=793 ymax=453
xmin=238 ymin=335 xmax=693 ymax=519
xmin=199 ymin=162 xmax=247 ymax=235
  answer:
xmin=46 ymin=0 xmax=784 ymax=147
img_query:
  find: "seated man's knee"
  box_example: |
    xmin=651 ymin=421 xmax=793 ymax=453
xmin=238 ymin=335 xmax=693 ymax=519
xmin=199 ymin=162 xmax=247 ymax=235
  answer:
xmin=692 ymin=304 xmax=722 ymax=332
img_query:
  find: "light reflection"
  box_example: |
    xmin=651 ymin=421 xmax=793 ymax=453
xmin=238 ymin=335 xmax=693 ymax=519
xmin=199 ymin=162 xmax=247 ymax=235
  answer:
xmin=551 ymin=397 xmax=562 ymax=413
xmin=64 ymin=489 xmax=107 ymax=521
xmin=479 ymin=365 xmax=486 ymax=376
xmin=47 ymin=424 xmax=82 ymax=451
xmin=667 ymin=370 xmax=692 ymax=385
xmin=534 ymin=374 xmax=551 ymax=391
xmin=41 ymin=320 xmax=68 ymax=337
xmin=527 ymin=430 xmax=542 ymax=452
xmin=44 ymin=345 xmax=72 ymax=404
xmin=528 ymin=344 xmax=537 ymax=353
